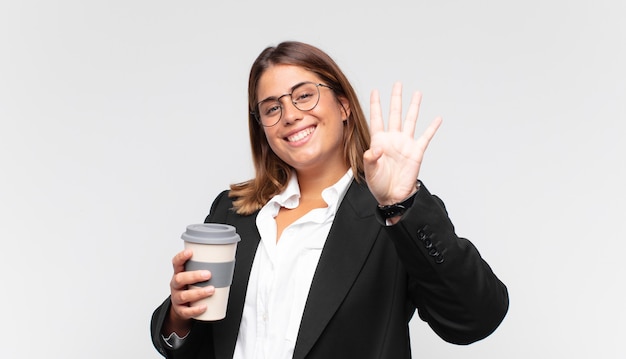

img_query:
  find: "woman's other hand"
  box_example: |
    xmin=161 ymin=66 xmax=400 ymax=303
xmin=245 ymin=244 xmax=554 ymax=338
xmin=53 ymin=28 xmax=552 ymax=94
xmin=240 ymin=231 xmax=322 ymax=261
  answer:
xmin=364 ymin=82 xmax=442 ymax=205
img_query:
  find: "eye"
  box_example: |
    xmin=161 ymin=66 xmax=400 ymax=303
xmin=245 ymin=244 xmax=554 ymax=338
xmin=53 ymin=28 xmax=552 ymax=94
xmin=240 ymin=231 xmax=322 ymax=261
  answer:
xmin=260 ymin=101 xmax=281 ymax=116
xmin=293 ymin=85 xmax=317 ymax=103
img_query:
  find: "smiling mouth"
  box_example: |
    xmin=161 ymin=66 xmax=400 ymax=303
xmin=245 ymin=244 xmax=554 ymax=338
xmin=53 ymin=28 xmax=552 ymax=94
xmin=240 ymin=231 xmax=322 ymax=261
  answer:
xmin=286 ymin=126 xmax=315 ymax=142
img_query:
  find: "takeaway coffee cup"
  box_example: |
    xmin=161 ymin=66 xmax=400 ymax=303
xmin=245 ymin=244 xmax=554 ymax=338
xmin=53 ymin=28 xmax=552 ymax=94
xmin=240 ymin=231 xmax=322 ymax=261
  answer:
xmin=181 ymin=223 xmax=240 ymax=321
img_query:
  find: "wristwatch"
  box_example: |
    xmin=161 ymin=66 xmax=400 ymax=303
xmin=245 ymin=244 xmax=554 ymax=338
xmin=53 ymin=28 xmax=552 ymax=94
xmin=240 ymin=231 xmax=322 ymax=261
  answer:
xmin=376 ymin=181 xmax=421 ymax=219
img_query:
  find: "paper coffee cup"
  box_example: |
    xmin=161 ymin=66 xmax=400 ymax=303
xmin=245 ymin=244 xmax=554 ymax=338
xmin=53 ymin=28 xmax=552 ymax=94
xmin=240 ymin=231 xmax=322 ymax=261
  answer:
xmin=181 ymin=223 xmax=240 ymax=321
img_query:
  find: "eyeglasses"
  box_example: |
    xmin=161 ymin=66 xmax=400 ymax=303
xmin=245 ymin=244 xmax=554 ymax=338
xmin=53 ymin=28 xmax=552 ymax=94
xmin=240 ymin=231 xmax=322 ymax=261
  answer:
xmin=252 ymin=82 xmax=333 ymax=127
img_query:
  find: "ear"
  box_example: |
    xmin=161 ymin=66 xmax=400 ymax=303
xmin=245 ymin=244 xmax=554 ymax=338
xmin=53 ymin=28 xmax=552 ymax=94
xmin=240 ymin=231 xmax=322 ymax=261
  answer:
xmin=337 ymin=96 xmax=351 ymax=120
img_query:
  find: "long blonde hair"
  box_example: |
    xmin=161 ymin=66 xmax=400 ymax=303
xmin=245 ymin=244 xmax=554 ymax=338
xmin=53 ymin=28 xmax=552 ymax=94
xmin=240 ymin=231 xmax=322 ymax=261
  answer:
xmin=229 ymin=41 xmax=371 ymax=215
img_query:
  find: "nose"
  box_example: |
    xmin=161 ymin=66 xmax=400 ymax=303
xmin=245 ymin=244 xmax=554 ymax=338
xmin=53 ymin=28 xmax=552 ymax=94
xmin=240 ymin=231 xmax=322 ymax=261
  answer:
xmin=279 ymin=97 xmax=302 ymax=125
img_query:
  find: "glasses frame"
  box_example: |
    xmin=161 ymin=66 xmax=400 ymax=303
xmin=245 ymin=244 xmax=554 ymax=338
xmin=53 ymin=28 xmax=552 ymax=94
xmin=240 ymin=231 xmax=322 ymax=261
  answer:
xmin=252 ymin=82 xmax=333 ymax=127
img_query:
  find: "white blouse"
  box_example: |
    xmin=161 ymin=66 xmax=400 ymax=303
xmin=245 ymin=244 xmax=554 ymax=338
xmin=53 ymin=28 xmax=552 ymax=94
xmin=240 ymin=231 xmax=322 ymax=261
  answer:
xmin=233 ymin=169 xmax=353 ymax=359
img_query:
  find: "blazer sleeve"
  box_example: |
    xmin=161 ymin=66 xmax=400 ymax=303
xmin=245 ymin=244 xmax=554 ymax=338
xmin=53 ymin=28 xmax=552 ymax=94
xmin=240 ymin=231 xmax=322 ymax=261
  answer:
xmin=150 ymin=297 xmax=217 ymax=359
xmin=380 ymin=181 xmax=509 ymax=345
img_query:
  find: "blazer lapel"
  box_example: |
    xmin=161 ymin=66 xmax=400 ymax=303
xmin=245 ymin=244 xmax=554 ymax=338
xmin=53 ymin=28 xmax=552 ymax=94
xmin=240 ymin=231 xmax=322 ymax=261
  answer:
xmin=293 ymin=181 xmax=379 ymax=359
xmin=212 ymin=211 xmax=261 ymax=359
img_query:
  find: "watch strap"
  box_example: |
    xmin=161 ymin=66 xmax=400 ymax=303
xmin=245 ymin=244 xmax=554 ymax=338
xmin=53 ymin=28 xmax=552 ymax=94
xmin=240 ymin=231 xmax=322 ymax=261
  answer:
xmin=376 ymin=181 xmax=421 ymax=219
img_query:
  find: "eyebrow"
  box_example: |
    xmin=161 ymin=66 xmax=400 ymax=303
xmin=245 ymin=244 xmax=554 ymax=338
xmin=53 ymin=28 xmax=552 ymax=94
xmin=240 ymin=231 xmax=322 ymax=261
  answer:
xmin=257 ymin=81 xmax=310 ymax=103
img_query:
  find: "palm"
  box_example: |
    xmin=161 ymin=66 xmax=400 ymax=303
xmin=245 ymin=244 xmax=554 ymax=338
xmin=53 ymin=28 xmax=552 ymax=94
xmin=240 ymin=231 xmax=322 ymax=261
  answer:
xmin=364 ymin=82 xmax=442 ymax=205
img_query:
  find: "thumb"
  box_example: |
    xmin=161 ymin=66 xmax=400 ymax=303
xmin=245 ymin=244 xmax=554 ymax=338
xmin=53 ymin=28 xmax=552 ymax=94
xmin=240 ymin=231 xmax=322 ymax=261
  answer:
xmin=363 ymin=147 xmax=383 ymax=165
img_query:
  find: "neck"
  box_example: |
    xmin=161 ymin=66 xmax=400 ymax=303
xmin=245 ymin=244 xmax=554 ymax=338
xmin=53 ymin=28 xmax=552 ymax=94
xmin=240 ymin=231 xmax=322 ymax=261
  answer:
xmin=295 ymin=165 xmax=349 ymax=200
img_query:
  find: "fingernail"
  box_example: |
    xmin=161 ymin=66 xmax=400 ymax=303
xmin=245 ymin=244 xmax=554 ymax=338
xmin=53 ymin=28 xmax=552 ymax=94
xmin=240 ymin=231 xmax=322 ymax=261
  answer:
xmin=201 ymin=270 xmax=211 ymax=279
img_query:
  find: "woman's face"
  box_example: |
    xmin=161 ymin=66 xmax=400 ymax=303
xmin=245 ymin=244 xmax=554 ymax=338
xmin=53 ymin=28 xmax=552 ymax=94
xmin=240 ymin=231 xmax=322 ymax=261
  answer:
xmin=256 ymin=64 xmax=350 ymax=177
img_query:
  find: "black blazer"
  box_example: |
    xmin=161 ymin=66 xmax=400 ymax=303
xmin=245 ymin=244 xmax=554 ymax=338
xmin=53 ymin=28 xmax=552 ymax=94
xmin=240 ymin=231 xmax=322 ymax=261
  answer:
xmin=151 ymin=180 xmax=509 ymax=359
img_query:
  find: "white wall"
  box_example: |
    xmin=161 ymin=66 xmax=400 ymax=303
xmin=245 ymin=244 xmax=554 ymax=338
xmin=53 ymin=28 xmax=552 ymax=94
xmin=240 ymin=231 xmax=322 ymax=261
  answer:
xmin=1 ymin=1 xmax=624 ymax=358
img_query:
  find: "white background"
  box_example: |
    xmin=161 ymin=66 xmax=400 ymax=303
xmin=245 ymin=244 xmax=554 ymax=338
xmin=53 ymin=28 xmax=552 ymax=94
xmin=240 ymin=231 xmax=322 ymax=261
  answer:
xmin=1 ymin=1 xmax=625 ymax=358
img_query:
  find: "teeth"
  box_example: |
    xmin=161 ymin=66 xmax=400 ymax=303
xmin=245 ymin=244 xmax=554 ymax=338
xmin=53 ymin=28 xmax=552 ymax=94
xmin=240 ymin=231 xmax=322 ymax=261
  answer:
xmin=287 ymin=127 xmax=314 ymax=142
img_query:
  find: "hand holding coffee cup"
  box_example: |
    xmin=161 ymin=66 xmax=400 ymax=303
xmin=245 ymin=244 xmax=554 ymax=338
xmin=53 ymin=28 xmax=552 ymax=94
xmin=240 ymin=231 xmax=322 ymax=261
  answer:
xmin=180 ymin=223 xmax=240 ymax=321
xmin=168 ymin=249 xmax=214 ymax=326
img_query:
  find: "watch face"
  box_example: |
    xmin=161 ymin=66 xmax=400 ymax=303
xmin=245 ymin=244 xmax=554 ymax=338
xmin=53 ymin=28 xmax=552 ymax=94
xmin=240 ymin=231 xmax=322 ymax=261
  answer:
xmin=379 ymin=204 xmax=406 ymax=219
xmin=377 ymin=186 xmax=418 ymax=219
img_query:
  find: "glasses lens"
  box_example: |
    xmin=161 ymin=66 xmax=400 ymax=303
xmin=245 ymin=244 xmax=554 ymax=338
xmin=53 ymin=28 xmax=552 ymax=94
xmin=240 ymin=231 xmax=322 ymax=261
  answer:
xmin=292 ymin=83 xmax=320 ymax=111
xmin=255 ymin=83 xmax=323 ymax=127
xmin=257 ymin=100 xmax=281 ymax=126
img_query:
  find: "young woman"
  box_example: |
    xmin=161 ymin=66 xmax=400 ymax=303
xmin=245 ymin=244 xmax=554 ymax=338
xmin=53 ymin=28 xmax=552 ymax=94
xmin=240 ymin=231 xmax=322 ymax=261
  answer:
xmin=151 ymin=41 xmax=509 ymax=359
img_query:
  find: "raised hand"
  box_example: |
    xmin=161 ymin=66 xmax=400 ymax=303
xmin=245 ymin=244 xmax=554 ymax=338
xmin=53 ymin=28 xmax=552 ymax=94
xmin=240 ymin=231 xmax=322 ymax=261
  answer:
xmin=363 ymin=82 xmax=442 ymax=205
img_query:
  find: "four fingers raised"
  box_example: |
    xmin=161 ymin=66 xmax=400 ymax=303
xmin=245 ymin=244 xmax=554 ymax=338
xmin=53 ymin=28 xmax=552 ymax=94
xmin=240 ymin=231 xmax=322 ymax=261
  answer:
xmin=370 ymin=82 xmax=436 ymax=139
